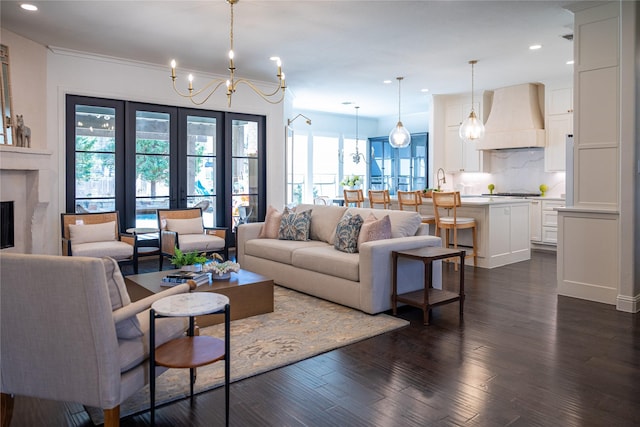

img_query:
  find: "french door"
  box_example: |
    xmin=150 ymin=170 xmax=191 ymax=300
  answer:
xmin=66 ymin=95 xmax=266 ymax=238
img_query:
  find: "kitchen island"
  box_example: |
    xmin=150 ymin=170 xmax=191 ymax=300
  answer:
xmin=386 ymin=196 xmax=531 ymax=269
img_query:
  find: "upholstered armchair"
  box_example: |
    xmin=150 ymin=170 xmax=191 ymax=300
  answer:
xmin=157 ymin=207 xmax=227 ymax=270
xmin=0 ymin=253 xmax=195 ymax=427
xmin=60 ymin=211 xmax=139 ymax=273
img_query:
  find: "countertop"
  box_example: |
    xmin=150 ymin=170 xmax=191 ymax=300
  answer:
xmin=421 ymin=196 xmax=532 ymax=206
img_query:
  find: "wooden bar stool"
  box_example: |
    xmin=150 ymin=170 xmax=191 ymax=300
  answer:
xmin=343 ymin=189 xmax=364 ymax=207
xmin=432 ymin=191 xmax=477 ymax=269
xmin=368 ymin=189 xmax=391 ymax=209
xmin=397 ymin=190 xmax=436 ymax=226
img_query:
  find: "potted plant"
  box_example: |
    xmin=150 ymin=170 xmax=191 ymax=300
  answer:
xmin=170 ymin=247 xmax=208 ymax=271
xmin=340 ymin=174 xmax=362 ymax=189
xmin=202 ymin=253 xmax=240 ymax=280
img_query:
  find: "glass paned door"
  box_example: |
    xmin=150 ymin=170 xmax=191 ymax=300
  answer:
xmin=231 ymin=119 xmax=259 ymax=230
xmin=72 ymin=104 xmax=118 ymax=213
xmin=134 ymin=110 xmax=171 ymax=227
xmin=185 ymin=115 xmax=217 ymax=228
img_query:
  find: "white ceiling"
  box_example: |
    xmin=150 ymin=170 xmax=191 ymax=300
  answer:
xmin=0 ymin=0 xmax=575 ymax=119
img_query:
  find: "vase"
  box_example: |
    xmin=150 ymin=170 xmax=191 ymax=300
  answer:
xmin=212 ymin=271 xmax=231 ymax=280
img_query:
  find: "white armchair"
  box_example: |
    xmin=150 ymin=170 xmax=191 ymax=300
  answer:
xmin=0 ymin=253 xmax=195 ymax=427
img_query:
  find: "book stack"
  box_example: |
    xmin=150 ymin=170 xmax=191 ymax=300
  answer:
xmin=162 ymin=271 xmax=211 ymax=286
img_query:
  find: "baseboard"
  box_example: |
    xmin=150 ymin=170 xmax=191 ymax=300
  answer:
xmin=616 ymin=294 xmax=640 ymax=313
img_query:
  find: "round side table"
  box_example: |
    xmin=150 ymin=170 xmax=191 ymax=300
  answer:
xmin=149 ymin=292 xmax=230 ymax=426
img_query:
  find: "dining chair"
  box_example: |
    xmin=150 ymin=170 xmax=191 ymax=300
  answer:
xmin=343 ymin=189 xmax=364 ymax=207
xmin=368 ymin=189 xmax=391 ymax=209
xmin=432 ymin=191 xmax=477 ymax=268
xmin=397 ymin=190 xmax=436 ymax=226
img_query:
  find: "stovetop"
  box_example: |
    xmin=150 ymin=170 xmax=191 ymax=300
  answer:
xmin=481 ymin=192 xmax=541 ymax=197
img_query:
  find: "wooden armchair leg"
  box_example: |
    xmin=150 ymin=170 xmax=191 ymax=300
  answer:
xmin=103 ymin=405 xmax=120 ymax=427
xmin=1 ymin=393 xmax=15 ymax=427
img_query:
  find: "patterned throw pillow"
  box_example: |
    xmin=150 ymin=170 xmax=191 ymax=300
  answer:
xmin=278 ymin=207 xmax=312 ymax=241
xmin=334 ymin=212 xmax=364 ymax=253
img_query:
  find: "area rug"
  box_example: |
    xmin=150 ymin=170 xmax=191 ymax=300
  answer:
xmin=87 ymin=285 xmax=408 ymax=424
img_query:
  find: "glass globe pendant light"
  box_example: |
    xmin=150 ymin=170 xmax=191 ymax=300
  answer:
xmin=389 ymin=77 xmax=411 ymax=148
xmin=459 ymin=60 xmax=485 ymax=142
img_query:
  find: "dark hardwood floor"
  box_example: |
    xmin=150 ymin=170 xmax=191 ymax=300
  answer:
xmin=7 ymin=251 xmax=640 ymax=426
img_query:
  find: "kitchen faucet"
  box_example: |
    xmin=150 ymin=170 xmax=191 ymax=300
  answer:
xmin=436 ymin=168 xmax=446 ymax=191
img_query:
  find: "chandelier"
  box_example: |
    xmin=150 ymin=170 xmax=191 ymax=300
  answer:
xmin=459 ymin=60 xmax=485 ymax=142
xmin=389 ymin=77 xmax=411 ymax=148
xmin=170 ymin=0 xmax=286 ymax=107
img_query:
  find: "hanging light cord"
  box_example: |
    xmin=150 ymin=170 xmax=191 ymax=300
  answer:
xmin=470 ymin=60 xmax=477 ymax=112
xmin=397 ymin=77 xmax=403 ymax=122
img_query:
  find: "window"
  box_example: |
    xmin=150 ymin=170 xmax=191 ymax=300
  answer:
xmin=66 ymin=95 xmax=265 ymax=236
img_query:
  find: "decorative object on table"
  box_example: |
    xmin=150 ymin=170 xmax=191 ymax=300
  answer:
xmin=459 ymin=60 xmax=486 ymax=142
xmin=539 ymin=184 xmax=548 ymax=197
xmin=203 ymin=253 xmax=240 ymax=280
xmin=488 ymin=183 xmax=495 ymax=194
xmin=389 ymin=76 xmax=411 ymax=148
xmin=162 ymin=271 xmax=211 ymax=286
xmin=15 ymin=114 xmax=31 ymax=148
xmin=340 ymin=174 xmax=362 ymax=189
xmin=169 ymin=247 xmax=207 ymax=270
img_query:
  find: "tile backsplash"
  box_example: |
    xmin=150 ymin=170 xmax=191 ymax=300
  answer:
xmin=449 ymin=148 xmax=566 ymax=198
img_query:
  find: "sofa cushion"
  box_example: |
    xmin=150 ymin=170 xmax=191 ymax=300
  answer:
xmin=245 ymin=238 xmax=329 ymax=265
xmin=345 ymin=207 xmax=421 ymax=238
xmin=165 ymin=217 xmax=204 ymax=235
xmin=279 ymin=207 xmax=312 ymax=241
xmin=292 ymin=245 xmax=360 ymax=282
xmin=358 ymin=213 xmax=392 ymax=249
xmin=102 ymin=257 xmax=143 ymax=340
xmin=258 ymin=205 xmax=283 ymax=238
xmin=334 ymin=212 xmax=364 ymax=253
xmin=73 ymin=241 xmax=133 ymax=260
xmin=178 ymin=233 xmax=225 ymax=252
xmin=69 ymin=221 xmax=116 ymax=244
xmin=296 ymin=204 xmax=347 ymax=244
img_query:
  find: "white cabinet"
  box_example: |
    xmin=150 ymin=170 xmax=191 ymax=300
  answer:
xmin=545 ymin=86 xmax=573 ymax=172
xmin=530 ymin=199 xmax=542 ymax=242
xmin=548 ymin=87 xmax=573 ymax=115
xmin=531 ymin=199 xmax=564 ymax=245
xmin=489 ymin=203 xmax=530 ymax=266
xmin=444 ymin=101 xmax=489 ymax=173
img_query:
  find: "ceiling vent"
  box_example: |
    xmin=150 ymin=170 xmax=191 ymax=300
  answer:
xmin=561 ymin=33 xmax=574 ymax=41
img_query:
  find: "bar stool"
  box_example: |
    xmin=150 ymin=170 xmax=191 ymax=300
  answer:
xmin=397 ymin=190 xmax=436 ymax=226
xmin=368 ymin=189 xmax=391 ymax=209
xmin=432 ymin=191 xmax=477 ymax=269
xmin=343 ymin=189 xmax=364 ymax=207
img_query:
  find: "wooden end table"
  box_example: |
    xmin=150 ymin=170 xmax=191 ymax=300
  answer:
xmin=150 ymin=292 xmax=230 ymax=426
xmin=392 ymin=247 xmax=465 ymax=325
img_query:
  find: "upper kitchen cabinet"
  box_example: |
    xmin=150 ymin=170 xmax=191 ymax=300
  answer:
xmin=545 ymin=85 xmax=574 ymax=171
xmin=444 ymin=99 xmax=490 ymax=173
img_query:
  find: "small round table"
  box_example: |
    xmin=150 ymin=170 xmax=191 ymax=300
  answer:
xmin=149 ymin=292 xmax=230 ymax=426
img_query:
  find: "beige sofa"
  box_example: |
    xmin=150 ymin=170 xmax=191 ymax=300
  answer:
xmin=236 ymin=204 xmax=443 ymax=314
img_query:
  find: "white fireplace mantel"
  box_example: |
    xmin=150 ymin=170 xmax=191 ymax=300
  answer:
xmin=0 ymin=145 xmax=53 ymax=171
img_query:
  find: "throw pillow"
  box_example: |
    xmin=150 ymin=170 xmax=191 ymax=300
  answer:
xmin=334 ymin=212 xmax=364 ymax=253
xmin=69 ymin=221 xmax=117 ymax=244
xmin=358 ymin=213 xmax=392 ymax=249
xmin=278 ymin=207 xmax=312 ymax=241
xmin=165 ymin=217 xmax=204 ymax=235
xmin=102 ymin=257 xmax=143 ymax=340
xmin=258 ymin=205 xmax=283 ymax=238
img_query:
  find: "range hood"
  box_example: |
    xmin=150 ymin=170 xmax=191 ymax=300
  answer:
xmin=478 ymin=83 xmax=545 ymax=150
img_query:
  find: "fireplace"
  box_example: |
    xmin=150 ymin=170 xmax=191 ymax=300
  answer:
xmin=1 ymin=201 xmax=14 ymax=248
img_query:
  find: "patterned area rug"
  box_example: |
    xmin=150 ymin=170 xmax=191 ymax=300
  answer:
xmin=87 ymin=286 xmax=408 ymax=424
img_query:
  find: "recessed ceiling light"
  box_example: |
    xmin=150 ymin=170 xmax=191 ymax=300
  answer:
xmin=421 ymin=88 xmax=429 ymax=93
xmin=383 ymin=80 xmax=392 ymax=84
xmin=341 ymin=101 xmax=353 ymax=105
xmin=566 ymin=60 xmax=575 ymax=65
xmin=20 ymin=3 xmax=38 ymax=11
xmin=529 ymin=44 xmax=542 ymax=50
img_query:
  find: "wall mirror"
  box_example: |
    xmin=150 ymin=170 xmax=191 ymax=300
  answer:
xmin=0 ymin=44 xmax=14 ymax=145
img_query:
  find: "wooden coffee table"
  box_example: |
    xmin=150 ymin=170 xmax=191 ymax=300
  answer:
xmin=126 ymin=269 xmax=273 ymax=327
